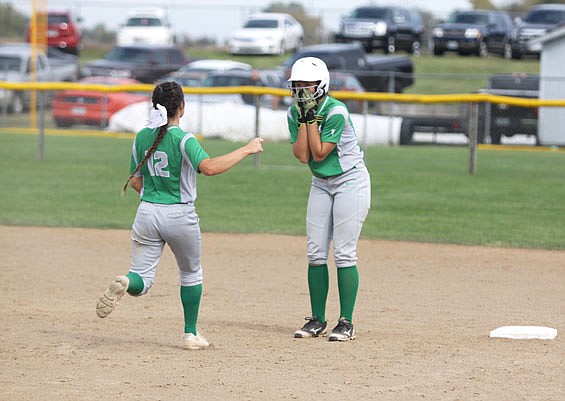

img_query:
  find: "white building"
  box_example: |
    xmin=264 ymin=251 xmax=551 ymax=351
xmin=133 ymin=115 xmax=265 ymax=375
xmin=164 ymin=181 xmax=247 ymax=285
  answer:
xmin=529 ymin=26 xmax=565 ymax=146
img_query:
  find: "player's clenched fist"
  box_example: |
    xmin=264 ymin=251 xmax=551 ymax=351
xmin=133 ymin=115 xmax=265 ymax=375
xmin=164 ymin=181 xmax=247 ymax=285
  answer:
xmin=245 ymin=137 xmax=264 ymax=154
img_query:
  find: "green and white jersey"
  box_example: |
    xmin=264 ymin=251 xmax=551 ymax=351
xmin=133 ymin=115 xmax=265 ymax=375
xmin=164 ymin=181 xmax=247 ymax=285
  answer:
xmin=130 ymin=125 xmax=209 ymax=204
xmin=287 ymin=96 xmax=365 ymax=178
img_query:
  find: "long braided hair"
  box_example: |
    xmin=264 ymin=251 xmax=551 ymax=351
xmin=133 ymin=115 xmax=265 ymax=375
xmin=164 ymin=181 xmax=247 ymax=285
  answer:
xmin=122 ymin=81 xmax=184 ymax=195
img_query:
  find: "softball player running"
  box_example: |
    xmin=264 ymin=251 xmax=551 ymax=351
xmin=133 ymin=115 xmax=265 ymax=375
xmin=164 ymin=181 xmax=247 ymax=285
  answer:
xmin=96 ymin=81 xmax=263 ymax=350
xmin=287 ymin=57 xmax=371 ymax=341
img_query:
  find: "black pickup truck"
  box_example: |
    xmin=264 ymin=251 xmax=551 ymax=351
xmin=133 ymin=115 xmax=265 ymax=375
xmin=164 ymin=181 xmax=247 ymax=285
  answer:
xmin=398 ymin=73 xmax=539 ymax=145
xmin=281 ymin=43 xmax=414 ymax=93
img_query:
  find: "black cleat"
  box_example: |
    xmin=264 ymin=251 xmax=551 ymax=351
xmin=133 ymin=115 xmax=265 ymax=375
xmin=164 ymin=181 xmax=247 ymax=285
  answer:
xmin=328 ymin=318 xmax=356 ymax=341
xmin=294 ymin=316 xmax=328 ymax=338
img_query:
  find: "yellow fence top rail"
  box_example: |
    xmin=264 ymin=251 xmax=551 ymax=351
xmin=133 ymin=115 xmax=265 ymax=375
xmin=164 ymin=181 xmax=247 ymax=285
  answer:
xmin=2 ymin=81 xmax=565 ymax=107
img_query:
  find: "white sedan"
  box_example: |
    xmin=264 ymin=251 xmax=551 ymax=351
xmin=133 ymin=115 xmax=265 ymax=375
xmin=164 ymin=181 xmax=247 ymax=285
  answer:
xmin=228 ymin=13 xmax=304 ymax=56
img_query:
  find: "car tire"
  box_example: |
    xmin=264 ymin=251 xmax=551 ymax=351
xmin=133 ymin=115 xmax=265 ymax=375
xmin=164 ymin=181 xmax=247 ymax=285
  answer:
xmin=399 ymin=119 xmax=414 ymax=145
xmin=477 ymin=40 xmax=488 ymax=57
xmin=10 ymin=93 xmax=24 ymax=114
xmin=503 ymin=42 xmax=513 ymax=59
xmin=432 ymin=45 xmax=444 ymax=56
xmin=385 ymin=36 xmax=396 ymax=54
xmin=54 ymin=118 xmax=72 ymax=128
xmin=411 ymin=40 xmax=421 ymax=56
xmin=490 ymin=130 xmax=502 ymax=145
xmin=511 ymin=49 xmax=522 ymax=60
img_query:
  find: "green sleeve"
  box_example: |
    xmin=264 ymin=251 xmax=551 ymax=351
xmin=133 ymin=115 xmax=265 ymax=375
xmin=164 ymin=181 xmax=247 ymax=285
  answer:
xmin=287 ymin=106 xmax=299 ymax=143
xmin=129 ymin=137 xmax=141 ymax=176
xmin=184 ymin=137 xmax=210 ymax=172
xmin=320 ymin=113 xmax=345 ymax=144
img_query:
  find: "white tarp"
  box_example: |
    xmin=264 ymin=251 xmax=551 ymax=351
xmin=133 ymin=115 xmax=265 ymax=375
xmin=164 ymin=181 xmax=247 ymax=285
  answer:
xmin=108 ymin=99 xmax=401 ymax=145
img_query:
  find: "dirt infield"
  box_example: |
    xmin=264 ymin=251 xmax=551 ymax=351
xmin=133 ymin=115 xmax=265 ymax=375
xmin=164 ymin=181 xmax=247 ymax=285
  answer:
xmin=1 ymin=225 xmax=563 ymax=401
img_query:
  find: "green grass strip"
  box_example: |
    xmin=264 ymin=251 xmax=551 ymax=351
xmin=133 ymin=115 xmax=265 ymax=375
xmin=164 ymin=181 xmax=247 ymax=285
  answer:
xmin=1 ymin=132 xmax=564 ymax=249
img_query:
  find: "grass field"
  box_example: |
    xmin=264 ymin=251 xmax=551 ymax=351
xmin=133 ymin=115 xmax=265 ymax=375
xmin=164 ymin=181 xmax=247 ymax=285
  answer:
xmin=1 ymin=132 xmax=564 ymax=249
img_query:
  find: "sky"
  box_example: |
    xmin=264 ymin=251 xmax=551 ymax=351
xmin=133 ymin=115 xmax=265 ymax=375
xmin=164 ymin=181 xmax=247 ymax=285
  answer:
xmin=12 ymin=0 xmax=507 ymax=44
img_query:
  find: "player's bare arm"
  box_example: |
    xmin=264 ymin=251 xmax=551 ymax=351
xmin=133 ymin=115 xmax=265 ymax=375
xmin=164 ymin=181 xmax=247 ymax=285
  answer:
xmin=129 ymin=177 xmax=142 ymax=193
xmin=199 ymin=137 xmax=263 ymax=176
xmin=292 ymin=125 xmax=310 ymax=163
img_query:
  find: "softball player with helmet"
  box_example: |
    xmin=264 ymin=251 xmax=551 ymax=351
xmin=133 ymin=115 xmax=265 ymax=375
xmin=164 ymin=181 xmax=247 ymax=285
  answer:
xmin=287 ymin=57 xmax=371 ymax=341
xmin=96 ymin=81 xmax=263 ymax=350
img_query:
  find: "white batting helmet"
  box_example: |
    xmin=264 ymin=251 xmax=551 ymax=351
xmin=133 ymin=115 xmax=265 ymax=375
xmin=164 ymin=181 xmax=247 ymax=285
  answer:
xmin=288 ymin=57 xmax=330 ymax=100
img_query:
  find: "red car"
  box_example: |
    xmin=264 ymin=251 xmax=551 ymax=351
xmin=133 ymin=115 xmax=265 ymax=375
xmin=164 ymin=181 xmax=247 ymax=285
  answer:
xmin=51 ymin=77 xmax=149 ymax=128
xmin=27 ymin=11 xmax=82 ymax=55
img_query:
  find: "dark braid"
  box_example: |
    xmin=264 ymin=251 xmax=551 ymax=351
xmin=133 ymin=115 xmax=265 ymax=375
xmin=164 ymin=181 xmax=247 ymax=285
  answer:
xmin=122 ymin=81 xmax=185 ymax=195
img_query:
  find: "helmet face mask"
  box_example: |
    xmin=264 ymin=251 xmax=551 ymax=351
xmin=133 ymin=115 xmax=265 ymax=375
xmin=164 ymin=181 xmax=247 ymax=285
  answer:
xmin=288 ymin=57 xmax=330 ymax=102
xmin=289 ymin=83 xmax=319 ymax=101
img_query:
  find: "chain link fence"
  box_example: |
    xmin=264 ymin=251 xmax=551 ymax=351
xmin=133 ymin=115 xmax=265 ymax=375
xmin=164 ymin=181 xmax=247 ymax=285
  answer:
xmin=1 ymin=72 xmax=565 ymax=149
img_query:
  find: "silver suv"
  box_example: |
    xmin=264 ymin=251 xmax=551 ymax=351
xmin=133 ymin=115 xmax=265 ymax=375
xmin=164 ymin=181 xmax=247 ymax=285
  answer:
xmin=512 ymin=4 xmax=565 ymax=59
xmin=334 ymin=6 xmax=424 ymax=55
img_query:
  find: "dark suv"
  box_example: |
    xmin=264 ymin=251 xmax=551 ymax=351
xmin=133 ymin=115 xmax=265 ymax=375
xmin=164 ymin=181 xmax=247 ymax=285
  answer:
xmin=83 ymin=45 xmax=189 ymax=83
xmin=334 ymin=6 xmax=424 ymax=54
xmin=431 ymin=10 xmax=514 ymax=57
xmin=512 ymin=4 xmax=565 ymax=59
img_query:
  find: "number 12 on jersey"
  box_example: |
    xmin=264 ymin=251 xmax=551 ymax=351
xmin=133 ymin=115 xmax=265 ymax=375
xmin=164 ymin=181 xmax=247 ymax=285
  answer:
xmin=146 ymin=150 xmax=170 ymax=178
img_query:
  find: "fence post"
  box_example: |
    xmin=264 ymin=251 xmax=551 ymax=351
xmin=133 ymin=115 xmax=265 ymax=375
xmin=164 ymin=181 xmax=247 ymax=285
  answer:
xmin=468 ymin=102 xmax=478 ymax=175
xmin=38 ymin=90 xmax=46 ymax=161
xmin=254 ymin=94 xmax=261 ymax=167
xmin=387 ymin=71 xmax=396 ymax=145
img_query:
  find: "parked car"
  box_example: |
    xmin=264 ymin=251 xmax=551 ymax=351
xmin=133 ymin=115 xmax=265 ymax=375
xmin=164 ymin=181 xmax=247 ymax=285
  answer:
xmin=334 ymin=6 xmax=424 ymax=54
xmin=160 ymin=59 xmax=252 ymax=87
xmin=329 ymin=71 xmax=366 ymax=114
xmin=228 ymin=12 xmax=303 ymax=56
xmin=117 ymin=8 xmax=174 ymax=46
xmin=26 ymin=10 xmax=82 ymax=55
xmin=281 ymin=43 xmax=414 ymax=93
xmin=481 ymin=73 xmax=539 ymax=144
xmin=0 ymin=43 xmax=79 ymax=114
xmin=83 ymin=45 xmax=189 ymax=84
xmin=51 ymin=76 xmax=148 ymax=128
xmin=512 ymin=4 xmax=565 ymax=59
xmin=199 ymin=69 xmax=283 ymax=106
xmin=431 ymin=9 xmax=515 ymax=58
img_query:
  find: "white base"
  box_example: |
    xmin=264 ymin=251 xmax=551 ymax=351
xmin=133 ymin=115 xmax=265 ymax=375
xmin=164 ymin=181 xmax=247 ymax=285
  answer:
xmin=489 ymin=326 xmax=557 ymax=340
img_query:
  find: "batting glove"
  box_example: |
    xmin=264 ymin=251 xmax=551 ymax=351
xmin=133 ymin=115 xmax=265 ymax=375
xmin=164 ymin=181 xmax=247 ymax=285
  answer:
xmin=295 ymin=89 xmax=318 ymax=125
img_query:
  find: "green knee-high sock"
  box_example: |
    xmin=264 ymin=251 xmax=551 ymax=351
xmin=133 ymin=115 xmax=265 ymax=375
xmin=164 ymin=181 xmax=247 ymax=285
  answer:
xmin=126 ymin=272 xmax=144 ymax=295
xmin=308 ymin=264 xmax=329 ymax=323
xmin=180 ymin=284 xmax=202 ymax=335
xmin=337 ymin=265 xmax=359 ymax=322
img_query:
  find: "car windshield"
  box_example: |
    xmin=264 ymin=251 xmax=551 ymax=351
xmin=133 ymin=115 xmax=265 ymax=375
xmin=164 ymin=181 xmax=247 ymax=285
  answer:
xmin=48 ymin=14 xmax=70 ymax=25
xmin=126 ymin=17 xmax=163 ymax=27
xmin=524 ymin=10 xmax=565 ymax=24
xmin=352 ymin=8 xmax=390 ymax=19
xmin=0 ymin=56 xmax=21 ymax=72
xmin=451 ymin=13 xmax=489 ymax=25
xmin=244 ymin=19 xmax=278 ymax=28
xmin=104 ymin=47 xmax=151 ymax=63
xmin=203 ymin=75 xmax=252 ymax=86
